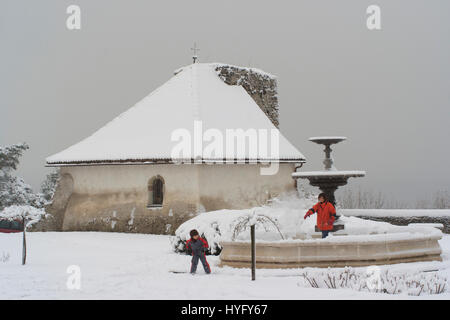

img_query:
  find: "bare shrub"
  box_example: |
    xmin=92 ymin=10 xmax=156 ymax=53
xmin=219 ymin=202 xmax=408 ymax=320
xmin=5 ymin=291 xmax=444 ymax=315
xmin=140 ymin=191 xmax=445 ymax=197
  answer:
xmin=231 ymin=211 xmax=285 ymax=241
xmin=300 ymin=267 xmax=448 ymax=296
xmin=1 ymin=251 xmax=10 ymax=263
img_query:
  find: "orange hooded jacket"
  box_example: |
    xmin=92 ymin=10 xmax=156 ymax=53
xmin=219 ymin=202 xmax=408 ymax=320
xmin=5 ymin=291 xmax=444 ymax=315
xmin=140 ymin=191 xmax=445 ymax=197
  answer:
xmin=305 ymin=201 xmax=336 ymax=231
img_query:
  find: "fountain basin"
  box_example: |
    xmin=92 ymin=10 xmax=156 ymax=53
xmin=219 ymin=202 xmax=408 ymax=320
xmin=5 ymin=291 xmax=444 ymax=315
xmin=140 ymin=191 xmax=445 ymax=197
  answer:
xmin=292 ymin=136 xmax=366 ymax=204
xmin=293 ymin=170 xmax=366 ymax=205
xmin=293 ymin=170 xmax=366 ymax=177
xmin=219 ymin=231 xmax=442 ymax=268
xmin=293 ymin=170 xmax=365 ymax=180
xmin=293 ymin=171 xmax=366 ymax=189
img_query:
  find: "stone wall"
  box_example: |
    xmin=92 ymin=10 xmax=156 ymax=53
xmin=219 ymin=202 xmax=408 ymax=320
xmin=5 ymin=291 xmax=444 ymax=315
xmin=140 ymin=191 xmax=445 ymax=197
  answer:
xmin=42 ymin=163 xmax=295 ymax=234
xmin=353 ymin=216 xmax=450 ymax=234
xmin=215 ymin=64 xmax=279 ymax=128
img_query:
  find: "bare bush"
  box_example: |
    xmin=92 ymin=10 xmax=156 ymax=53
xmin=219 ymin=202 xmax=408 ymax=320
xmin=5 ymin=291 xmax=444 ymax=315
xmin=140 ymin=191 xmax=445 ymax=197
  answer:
xmin=231 ymin=211 xmax=285 ymax=241
xmin=1 ymin=251 xmax=10 ymax=263
xmin=301 ymin=267 xmax=447 ymax=296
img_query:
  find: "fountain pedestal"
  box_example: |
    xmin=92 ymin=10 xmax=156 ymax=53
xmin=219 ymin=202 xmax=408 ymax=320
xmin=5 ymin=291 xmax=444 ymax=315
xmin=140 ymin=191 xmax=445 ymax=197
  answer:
xmin=292 ymin=137 xmax=365 ymax=205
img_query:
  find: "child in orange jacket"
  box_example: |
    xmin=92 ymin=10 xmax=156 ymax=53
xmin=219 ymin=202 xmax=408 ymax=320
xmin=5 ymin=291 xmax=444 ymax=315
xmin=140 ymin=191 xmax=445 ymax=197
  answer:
xmin=304 ymin=193 xmax=336 ymax=238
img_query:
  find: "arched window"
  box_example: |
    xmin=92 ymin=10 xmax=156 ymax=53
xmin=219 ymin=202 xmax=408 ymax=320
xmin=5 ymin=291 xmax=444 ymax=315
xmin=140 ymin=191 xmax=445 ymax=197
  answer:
xmin=148 ymin=176 xmax=164 ymax=207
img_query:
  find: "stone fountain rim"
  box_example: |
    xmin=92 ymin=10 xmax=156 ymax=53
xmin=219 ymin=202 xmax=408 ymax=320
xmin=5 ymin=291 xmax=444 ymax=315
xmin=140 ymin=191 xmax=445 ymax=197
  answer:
xmin=221 ymin=228 xmax=443 ymax=246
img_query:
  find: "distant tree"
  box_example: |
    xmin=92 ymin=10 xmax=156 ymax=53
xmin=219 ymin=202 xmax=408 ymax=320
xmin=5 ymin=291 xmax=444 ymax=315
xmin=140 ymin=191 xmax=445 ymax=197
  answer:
xmin=338 ymin=189 xmax=387 ymax=209
xmin=0 ymin=143 xmax=40 ymax=210
xmin=338 ymin=188 xmax=450 ymax=210
xmin=415 ymin=198 xmax=430 ymax=209
xmin=39 ymin=169 xmax=60 ymax=204
xmin=432 ymin=190 xmax=450 ymax=209
xmin=0 ymin=143 xmax=29 ymax=172
xmin=337 ymin=188 xmax=407 ymax=209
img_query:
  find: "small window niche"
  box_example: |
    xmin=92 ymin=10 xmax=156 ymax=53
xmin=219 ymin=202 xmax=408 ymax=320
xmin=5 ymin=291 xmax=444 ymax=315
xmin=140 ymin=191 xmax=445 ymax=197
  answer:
xmin=147 ymin=175 xmax=164 ymax=208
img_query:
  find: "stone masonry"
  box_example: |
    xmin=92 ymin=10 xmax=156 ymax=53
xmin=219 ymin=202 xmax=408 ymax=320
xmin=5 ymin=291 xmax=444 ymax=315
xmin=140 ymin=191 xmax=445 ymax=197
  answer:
xmin=215 ymin=64 xmax=279 ymax=128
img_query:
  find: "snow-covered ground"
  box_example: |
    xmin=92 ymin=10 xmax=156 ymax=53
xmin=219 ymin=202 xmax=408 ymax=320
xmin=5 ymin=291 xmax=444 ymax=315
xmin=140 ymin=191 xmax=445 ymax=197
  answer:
xmin=1 ymin=232 xmax=449 ymax=300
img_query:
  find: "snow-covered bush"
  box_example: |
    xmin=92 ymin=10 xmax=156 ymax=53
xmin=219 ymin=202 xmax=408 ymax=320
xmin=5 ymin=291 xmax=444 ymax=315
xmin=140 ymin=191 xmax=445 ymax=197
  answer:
xmin=0 ymin=205 xmax=48 ymax=228
xmin=171 ymin=193 xmax=316 ymax=255
xmin=300 ymin=267 xmax=448 ymax=296
xmin=0 ymin=143 xmax=42 ymax=210
xmin=39 ymin=169 xmax=60 ymax=204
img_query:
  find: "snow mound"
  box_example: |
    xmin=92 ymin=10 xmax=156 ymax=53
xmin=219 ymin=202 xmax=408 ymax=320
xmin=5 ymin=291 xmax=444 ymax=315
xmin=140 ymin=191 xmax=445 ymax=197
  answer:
xmin=172 ymin=195 xmax=443 ymax=255
xmin=171 ymin=194 xmax=316 ymax=255
xmin=0 ymin=205 xmax=47 ymax=227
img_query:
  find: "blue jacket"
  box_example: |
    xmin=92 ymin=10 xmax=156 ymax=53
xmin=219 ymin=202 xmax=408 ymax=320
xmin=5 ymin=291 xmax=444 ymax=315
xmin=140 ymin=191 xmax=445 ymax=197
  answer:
xmin=186 ymin=237 xmax=208 ymax=256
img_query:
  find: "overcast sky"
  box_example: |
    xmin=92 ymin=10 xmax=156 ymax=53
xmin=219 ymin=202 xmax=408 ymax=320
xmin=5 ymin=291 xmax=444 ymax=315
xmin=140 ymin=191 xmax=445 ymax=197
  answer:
xmin=1 ymin=0 xmax=449 ymax=204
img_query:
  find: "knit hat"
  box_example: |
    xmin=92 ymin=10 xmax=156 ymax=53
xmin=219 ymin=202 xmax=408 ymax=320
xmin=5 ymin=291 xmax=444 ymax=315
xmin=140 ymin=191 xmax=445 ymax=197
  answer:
xmin=189 ymin=229 xmax=199 ymax=238
xmin=318 ymin=193 xmax=327 ymax=201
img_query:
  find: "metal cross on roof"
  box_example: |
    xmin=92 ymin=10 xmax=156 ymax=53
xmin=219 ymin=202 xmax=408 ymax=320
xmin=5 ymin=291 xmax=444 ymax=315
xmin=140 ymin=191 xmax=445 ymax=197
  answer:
xmin=191 ymin=42 xmax=200 ymax=63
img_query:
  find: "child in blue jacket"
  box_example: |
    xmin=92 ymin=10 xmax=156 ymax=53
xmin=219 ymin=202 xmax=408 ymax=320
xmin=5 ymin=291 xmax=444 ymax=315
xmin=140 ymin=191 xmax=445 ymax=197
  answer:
xmin=186 ymin=229 xmax=211 ymax=274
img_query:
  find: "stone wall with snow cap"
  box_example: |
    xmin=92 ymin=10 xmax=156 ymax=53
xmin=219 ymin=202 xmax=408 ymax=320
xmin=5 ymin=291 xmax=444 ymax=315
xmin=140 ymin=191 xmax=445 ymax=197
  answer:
xmin=214 ymin=64 xmax=279 ymax=128
xmin=341 ymin=209 xmax=450 ymax=234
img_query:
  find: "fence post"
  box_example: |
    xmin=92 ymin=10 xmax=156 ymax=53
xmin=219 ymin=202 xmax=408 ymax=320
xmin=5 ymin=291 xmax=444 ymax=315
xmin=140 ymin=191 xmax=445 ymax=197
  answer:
xmin=22 ymin=216 xmax=26 ymax=265
xmin=251 ymin=224 xmax=255 ymax=281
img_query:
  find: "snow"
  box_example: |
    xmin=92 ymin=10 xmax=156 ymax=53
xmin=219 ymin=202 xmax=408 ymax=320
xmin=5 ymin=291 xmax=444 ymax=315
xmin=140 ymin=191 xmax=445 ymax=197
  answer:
xmin=409 ymin=223 xmax=444 ymax=230
xmin=46 ymin=63 xmax=304 ymax=165
xmin=341 ymin=209 xmax=450 ymax=218
xmin=172 ymin=195 xmax=442 ymax=253
xmin=1 ymin=231 xmax=449 ymax=299
xmin=293 ymin=171 xmax=366 ymax=177
xmin=308 ymin=136 xmax=347 ymax=141
xmin=172 ymin=194 xmax=315 ymax=253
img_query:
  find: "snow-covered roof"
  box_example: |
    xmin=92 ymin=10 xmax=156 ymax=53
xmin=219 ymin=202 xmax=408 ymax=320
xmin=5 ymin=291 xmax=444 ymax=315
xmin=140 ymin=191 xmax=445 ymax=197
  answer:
xmin=46 ymin=63 xmax=305 ymax=165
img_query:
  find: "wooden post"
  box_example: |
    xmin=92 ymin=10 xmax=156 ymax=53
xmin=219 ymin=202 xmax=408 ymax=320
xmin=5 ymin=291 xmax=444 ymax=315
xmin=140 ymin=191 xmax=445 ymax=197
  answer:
xmin=22 ymin=216 xmax=26 ymax=265
xmin=251 ymin=224 xmax=255 ymax=281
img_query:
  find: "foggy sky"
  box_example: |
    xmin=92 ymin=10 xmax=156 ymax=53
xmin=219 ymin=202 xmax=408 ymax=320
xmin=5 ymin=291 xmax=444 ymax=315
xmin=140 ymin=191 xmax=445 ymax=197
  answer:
xmin=1 ymin=0 xmax=449 ymax=204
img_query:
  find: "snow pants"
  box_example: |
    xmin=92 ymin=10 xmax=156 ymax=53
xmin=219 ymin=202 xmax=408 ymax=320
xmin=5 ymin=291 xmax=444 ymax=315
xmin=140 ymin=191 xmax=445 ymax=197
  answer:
xmin=321 ymin=230 xmax=330 ymax=238
xmin=191 ymin=254 xmax=211 ymax=274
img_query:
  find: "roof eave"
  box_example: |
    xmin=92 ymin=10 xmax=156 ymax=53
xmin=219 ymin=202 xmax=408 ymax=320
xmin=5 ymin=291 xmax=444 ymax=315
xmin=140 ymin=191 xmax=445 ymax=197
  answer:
xmin=46 ymin=157 xmax=306 ymax=167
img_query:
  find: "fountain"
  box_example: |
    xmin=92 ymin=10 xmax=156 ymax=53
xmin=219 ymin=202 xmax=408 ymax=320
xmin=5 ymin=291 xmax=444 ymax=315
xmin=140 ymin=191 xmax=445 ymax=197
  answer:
xmin=218 ymin=137 xmax=442 ymax=269
xmin=292 ymin=136 xmax=365 ymax=206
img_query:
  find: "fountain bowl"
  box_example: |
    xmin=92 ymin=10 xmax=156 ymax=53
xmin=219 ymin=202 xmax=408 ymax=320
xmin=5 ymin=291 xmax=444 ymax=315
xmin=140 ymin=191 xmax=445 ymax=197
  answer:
xmin=309 ymin=136 xmax=347 ymax=145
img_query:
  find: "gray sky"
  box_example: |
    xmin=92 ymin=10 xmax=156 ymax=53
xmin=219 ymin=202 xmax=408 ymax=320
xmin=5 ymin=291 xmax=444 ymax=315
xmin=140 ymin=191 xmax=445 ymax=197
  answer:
xmin=1 ymin=0 xmax=449 ymax=204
